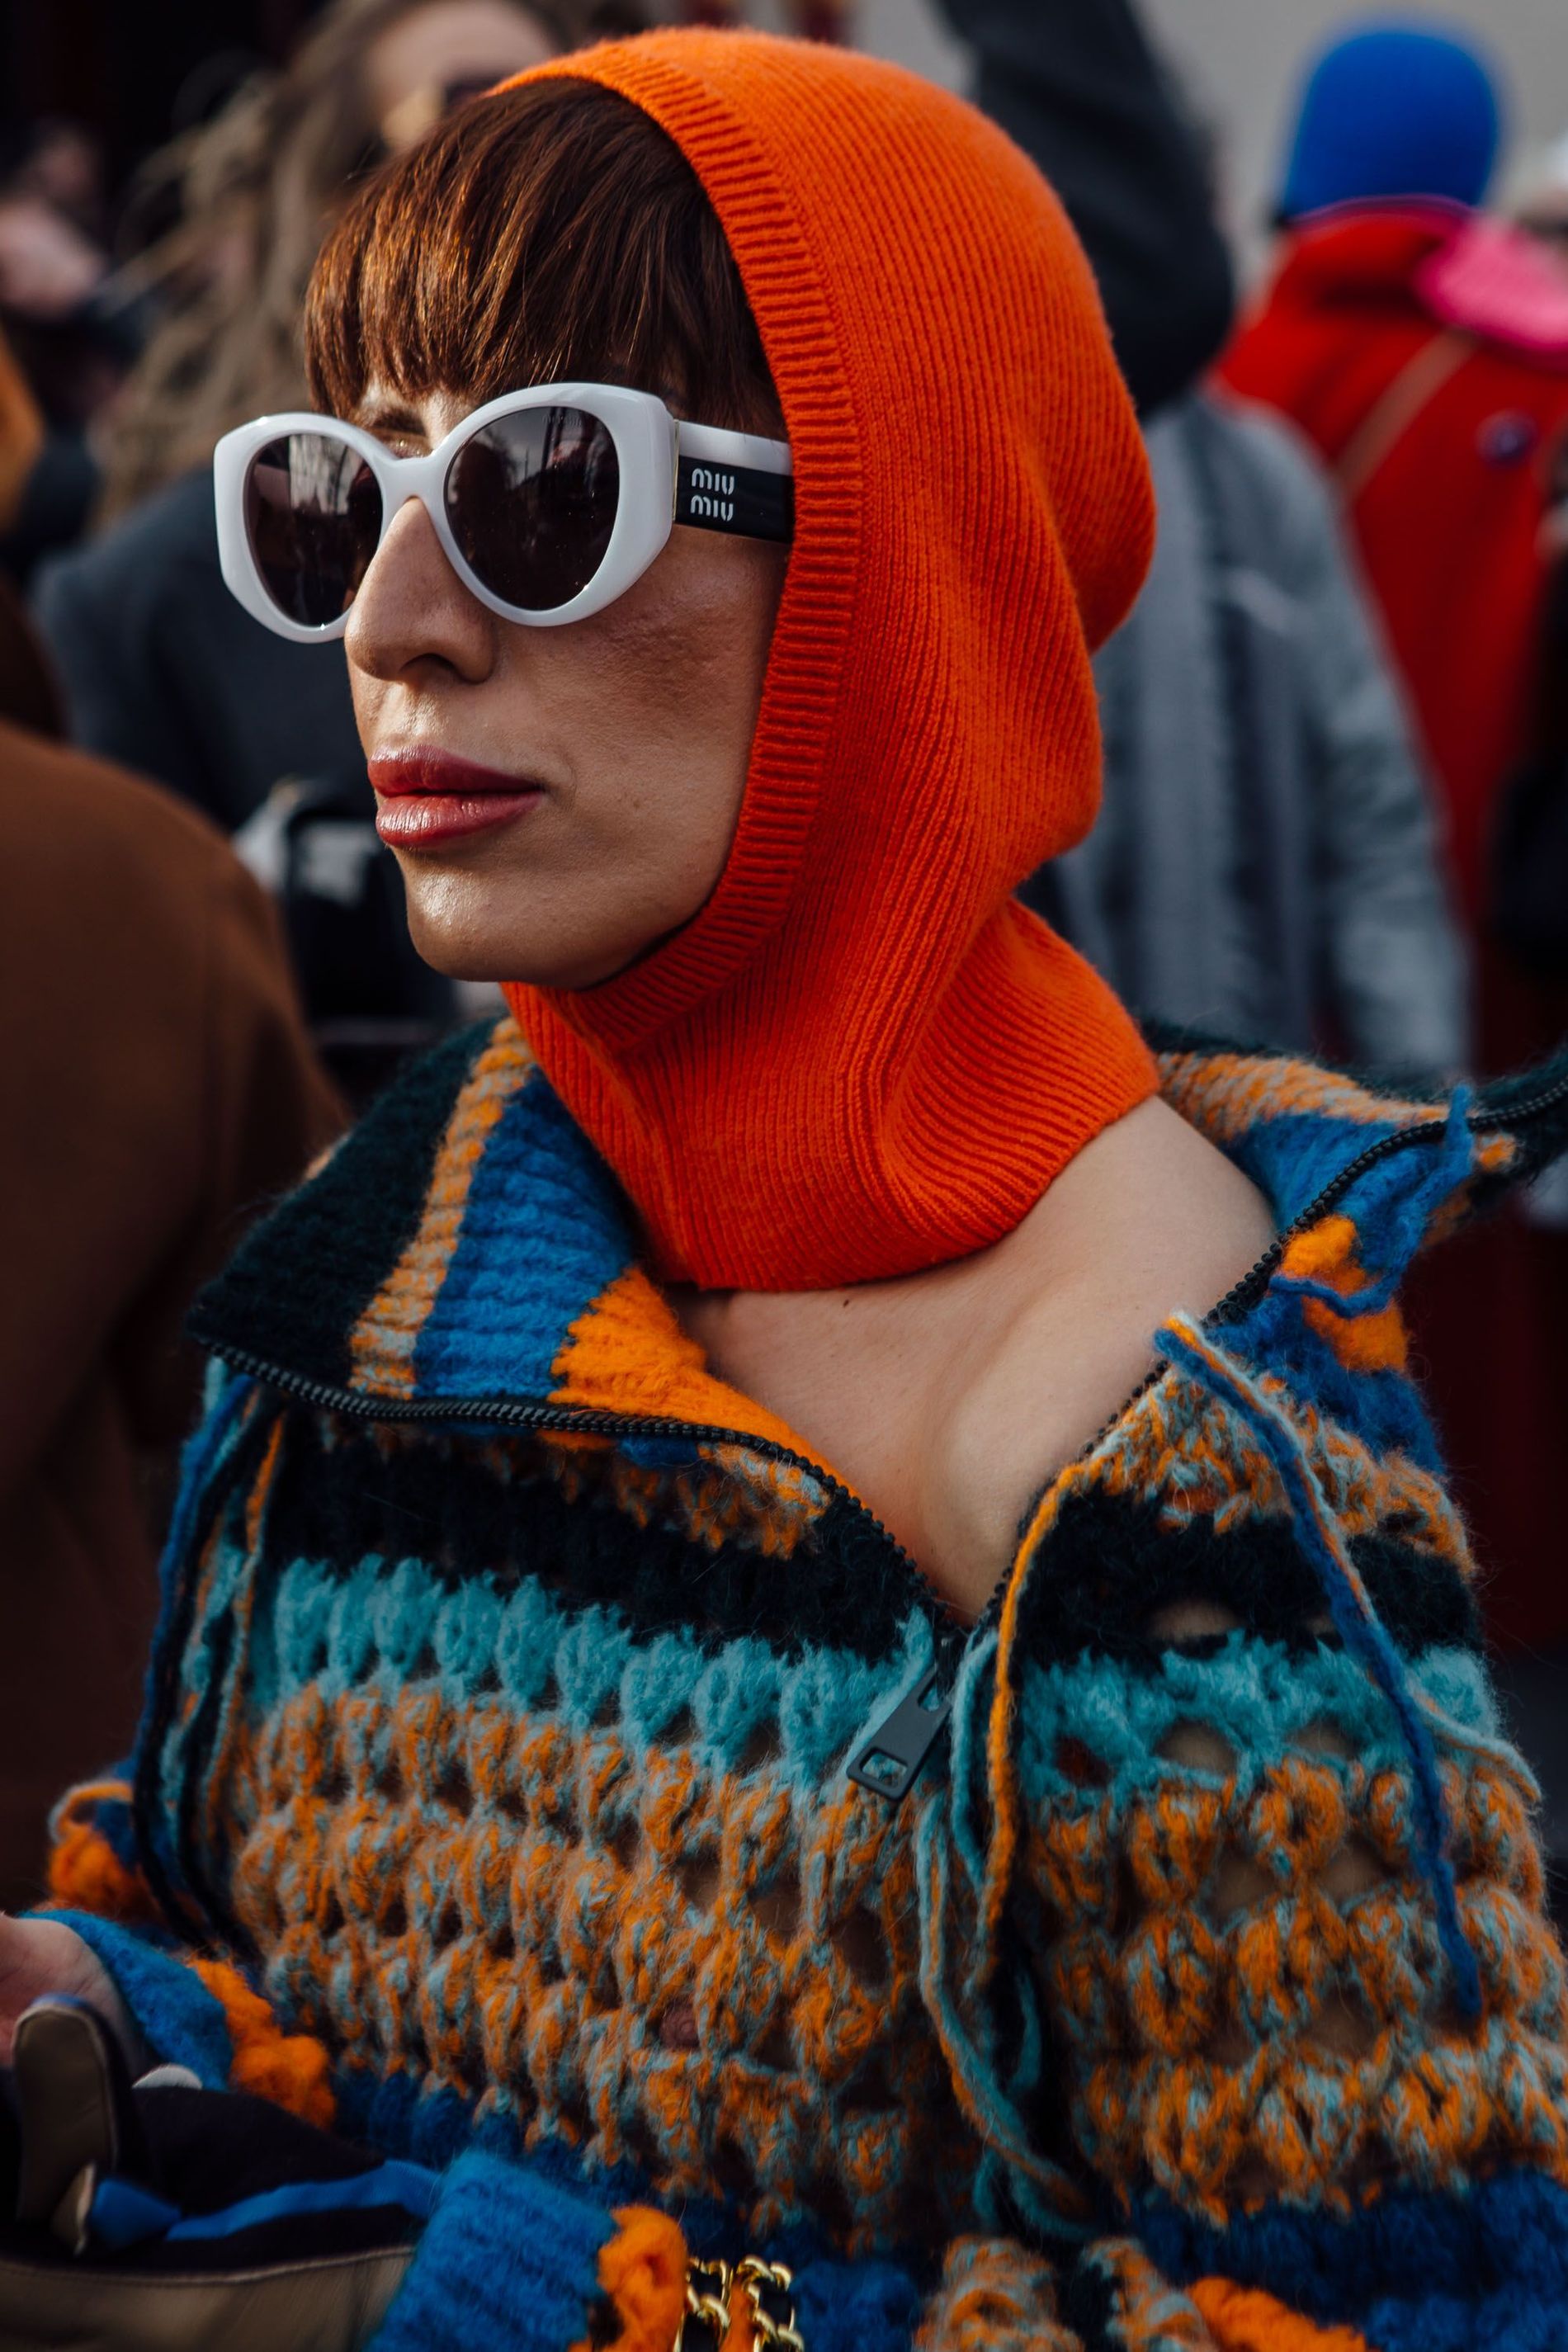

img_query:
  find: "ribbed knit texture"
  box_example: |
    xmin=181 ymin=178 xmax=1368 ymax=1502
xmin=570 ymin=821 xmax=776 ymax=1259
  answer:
xmin=498 ymin=31 xmax=1158 ymax=1289
xmin=368 ymin=2152 xmax=621 ymax=2352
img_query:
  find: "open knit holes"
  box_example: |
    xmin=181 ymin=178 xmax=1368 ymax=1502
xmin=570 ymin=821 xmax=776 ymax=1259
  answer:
xmin=678 ymin=1849 xmax=721 ymax=1916
xmin=739 ymin=1721 xmax=783 ymax=1775
xmin=835 ymin=1904 xmax=890 ymax=1991
xmin=1155 ymin=1721 xmax=1237 ymax=1777
xmin=607 ymin=1813 xmax=640 ymax=1875
xmin=754 ymin=2014 xmax=796 ymax=2072
xmin=1145 ymin=1598 xmax=1245 ymax=1654
xmin=1135 ymin=1596 xmax=1391 ymax=2175
xmin=753 ymin=1864 xmax=802 ymax=1945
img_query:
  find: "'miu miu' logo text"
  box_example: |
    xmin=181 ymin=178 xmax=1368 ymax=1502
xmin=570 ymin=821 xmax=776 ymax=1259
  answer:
xmin=688 ymin=465 xmax=736 ymax=521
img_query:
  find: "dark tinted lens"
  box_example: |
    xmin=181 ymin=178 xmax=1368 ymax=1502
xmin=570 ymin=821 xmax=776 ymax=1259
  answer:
xmin=445 ymin=406 xmax=619 ymax=612
xmin=244 ymin=432 xmax=381 ymax=627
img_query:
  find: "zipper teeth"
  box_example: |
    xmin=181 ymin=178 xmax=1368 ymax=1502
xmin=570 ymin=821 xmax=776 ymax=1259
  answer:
xmin=966 ymin=1076 xmax=1568 ymax=1642
xmin=208 ymin=1071 xmax=1568 ymax=1686
xmin=1469 ymin=1066 xmax=1568 ymax=1131
xmin=209 ymin=1343 xmax=958 ymax=1641
xmin=1206 ymin=1068 xmax=1568 ymax=1326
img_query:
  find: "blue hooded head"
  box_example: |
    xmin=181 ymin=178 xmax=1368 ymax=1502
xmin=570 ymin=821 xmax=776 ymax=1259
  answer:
xmin=1279 ymin=18 xmax=1504 ymax=223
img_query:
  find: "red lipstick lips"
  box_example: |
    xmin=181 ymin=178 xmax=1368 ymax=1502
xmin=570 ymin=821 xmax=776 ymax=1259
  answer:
xmin=369 ymin=751 xmax=546 ymax=848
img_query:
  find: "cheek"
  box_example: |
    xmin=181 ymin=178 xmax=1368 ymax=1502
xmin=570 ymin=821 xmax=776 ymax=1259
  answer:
xmin=539 ymin=565 xmax=775 ymax=868
xmin=347 ymin=663 xmax=384 ymax=749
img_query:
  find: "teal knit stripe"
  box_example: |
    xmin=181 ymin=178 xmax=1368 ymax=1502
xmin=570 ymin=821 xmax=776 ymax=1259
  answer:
xmin=1013 ymin=1637 xmax=1498 ymax=1811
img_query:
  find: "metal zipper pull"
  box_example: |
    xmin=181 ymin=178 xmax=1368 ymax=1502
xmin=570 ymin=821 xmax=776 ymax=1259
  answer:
xmin=848 ymin=1665 xmax=952 ymax=1802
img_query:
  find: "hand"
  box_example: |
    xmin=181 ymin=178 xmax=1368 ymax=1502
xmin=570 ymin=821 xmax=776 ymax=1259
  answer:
xmin=0 ymin=1913 xmax=139 ymax=2070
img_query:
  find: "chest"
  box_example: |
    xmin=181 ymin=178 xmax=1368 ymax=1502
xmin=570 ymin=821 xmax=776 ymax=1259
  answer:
xmin=148 ymin=1401 xmax=980 ymax=2255
xmin=667 ymin=1106 xmax=1278 ymax=1617
xmin=668 ymin=1268 xmax=1172 ymax=1620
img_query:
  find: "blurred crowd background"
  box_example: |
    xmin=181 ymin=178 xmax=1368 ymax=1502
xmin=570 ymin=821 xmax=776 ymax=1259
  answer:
xmin=2 ymin=0 xmax=1568 ymax=1902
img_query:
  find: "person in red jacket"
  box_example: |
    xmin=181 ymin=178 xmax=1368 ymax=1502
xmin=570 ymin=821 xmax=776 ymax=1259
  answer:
xmin=1221 ymin=18 xmax=1568 ymax=1655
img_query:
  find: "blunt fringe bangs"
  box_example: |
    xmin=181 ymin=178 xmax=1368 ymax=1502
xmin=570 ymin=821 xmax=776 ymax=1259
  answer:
xmin=304 ymin=78 xmax=779 ymax=435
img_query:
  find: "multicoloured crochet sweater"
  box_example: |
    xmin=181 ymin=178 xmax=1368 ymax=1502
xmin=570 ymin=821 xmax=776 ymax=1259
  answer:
xmin=48 ymin=1018 xmax=1568 ymax=2352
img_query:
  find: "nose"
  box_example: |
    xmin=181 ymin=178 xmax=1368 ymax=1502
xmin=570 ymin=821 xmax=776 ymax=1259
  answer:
xmin=344 ymin=494 xmax=495 ymax=686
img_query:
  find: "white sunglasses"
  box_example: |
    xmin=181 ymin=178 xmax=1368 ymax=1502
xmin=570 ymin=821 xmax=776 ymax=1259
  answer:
xmin=213 ymin=380 xmax=793 ymax=641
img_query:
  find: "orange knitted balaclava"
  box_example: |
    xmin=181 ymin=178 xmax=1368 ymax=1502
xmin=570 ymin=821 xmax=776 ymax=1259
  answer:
xmin=501 ymin=31 xmax=1159 ymax=1292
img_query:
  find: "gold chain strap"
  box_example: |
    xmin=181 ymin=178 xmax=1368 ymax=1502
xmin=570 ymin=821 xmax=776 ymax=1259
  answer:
xmin=735 ymin=2256 xmax=805 ymax=2352
xmin=673 ymin=2255 xmax=805 ymax=2352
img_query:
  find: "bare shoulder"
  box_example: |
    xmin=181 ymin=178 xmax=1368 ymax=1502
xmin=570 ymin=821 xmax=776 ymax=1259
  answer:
xmin=672 ymin=1098 xmax=1275 ymax=1622
xmin=1046 ymin=1093 xmax=1277 ymax=1303
xmin=924 ymin=1098 xmax=1275 ymax=1613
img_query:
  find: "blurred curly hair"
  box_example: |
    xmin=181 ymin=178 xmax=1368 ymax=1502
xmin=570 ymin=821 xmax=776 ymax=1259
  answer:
xmin=97 ymin=0 xmax=643 ymax=523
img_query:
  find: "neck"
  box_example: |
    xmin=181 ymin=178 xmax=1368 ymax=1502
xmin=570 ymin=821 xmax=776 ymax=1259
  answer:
xmin=506 ymin=901 xmax=1156 ymax=1292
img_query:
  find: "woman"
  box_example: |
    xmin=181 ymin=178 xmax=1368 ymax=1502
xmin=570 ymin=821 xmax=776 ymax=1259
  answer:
xmin=8 ymin=34 xmax=1568 ymax=2352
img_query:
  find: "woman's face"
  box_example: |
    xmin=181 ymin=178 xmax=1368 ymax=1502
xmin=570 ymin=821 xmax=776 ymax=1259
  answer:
xmin=345 ymin=387 xmax=789 ymax=988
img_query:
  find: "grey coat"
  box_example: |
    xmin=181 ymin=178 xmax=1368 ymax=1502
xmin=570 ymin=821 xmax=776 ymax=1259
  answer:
xmin=1025 ymin=392 xmax=1471 ymax=1077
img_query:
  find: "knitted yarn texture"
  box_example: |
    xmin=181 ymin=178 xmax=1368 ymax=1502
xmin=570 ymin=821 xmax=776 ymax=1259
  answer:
xmin=46 ymin=1020 xmax=1568 ymax=2349
xmin=498 ymin=31 xmax=1159 ymax=1290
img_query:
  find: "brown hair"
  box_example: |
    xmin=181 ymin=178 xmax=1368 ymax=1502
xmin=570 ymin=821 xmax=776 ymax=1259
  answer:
xmin=97 ymin=0 xmax=641 ymax=522
xmin=303 ymin=77 xmax=780 ymax=437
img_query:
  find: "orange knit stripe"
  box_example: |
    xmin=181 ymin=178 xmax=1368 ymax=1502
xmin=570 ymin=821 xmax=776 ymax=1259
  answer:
xmin=188 ymin=1956 xmax=336 ymax=2128
xmin=1192 ymin=2279 xmax=1372 ymax=2352
xmin=1158 ymin=1053 xmax=1452 ymax=1148
xmin=349 ymin=1021 xmax=534 ymax=1394
xmin=980 ymin=1449 xmax=1105 ymax=1965
xmin=1282 ymin=1216 xmax=1410 ymax=1374
xmin=552 ymin=1264 xmax=821 ymax=1461
xmin=243 ymin=1410 xmax=287 ymax=1554
xmin=568 ymin=2208 xmax=688 ymax=2352
xmin=45 ymin=1783 xmax=159 ymax=1924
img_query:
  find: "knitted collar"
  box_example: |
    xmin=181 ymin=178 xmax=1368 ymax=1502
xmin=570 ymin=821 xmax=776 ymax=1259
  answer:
xmin=494 ymin=31 xmax=1159 ymax=1292
xmin=190 ymin=1023 xmax=1554 ymax=1439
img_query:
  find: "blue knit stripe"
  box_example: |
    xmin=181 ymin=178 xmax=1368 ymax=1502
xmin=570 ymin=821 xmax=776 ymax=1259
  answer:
xmin=132 ymin=1369 xmax=260 ymax=1908
xmin=1207 ymin=1106 xmax=1410 ymax=1225
xmin=791 ymin=2259 xmax=923 ymax=2352
xmin=1271 ymin=1088 xmax=1476 ymax=1320
xmin=1136 ymin=2168 xmax=1568 ymax=2333
xmin=1240 ymin=1287 xmax=1446 ymax=1471
xmin=46 ymin=1911 xmax=234 ymax=2085
xmin=413 ymin=1071 xmax=634 ymax=1400
xmin=368 ymin=2151 xmax=618 ymax=2352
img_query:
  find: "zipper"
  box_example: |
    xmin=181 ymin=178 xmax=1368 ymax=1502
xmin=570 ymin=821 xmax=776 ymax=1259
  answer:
xmin=208 ymin=1068 xmax=1568 ymax=1808
xmin=210 ymin=1340 xmax=969 ymax=1806
xmin=1202 ymin=1064 xmax=1568 ymax=1328
xmin=207 ymin=1342 xmax=959 ymax=1639
xmin=958 ymin=1066 xmax=1568 ymax=1652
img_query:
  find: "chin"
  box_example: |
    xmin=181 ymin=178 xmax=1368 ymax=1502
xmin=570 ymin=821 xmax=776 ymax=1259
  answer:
xmin=401 ymin=912 xmax=630 ymax=993
xmin=398 ymin=867 xmax=685 ymax=991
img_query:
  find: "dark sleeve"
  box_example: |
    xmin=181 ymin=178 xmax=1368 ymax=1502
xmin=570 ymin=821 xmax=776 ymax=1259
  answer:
xmin=934 ymin=0 xmax=1234 ymax=415
xmin=31 ymin=542 xmax=214 ymax=810
xmin=0 ymin=430 xmax=98 ymax=581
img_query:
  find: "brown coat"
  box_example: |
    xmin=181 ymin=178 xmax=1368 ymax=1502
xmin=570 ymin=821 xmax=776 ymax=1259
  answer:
xmin=0 ymin=720 xmax=341 ymax=1906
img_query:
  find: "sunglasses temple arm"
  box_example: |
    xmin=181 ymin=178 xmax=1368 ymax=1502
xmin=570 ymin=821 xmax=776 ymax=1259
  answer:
xmin=674 ymin=454 xmax=794 ymax=543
